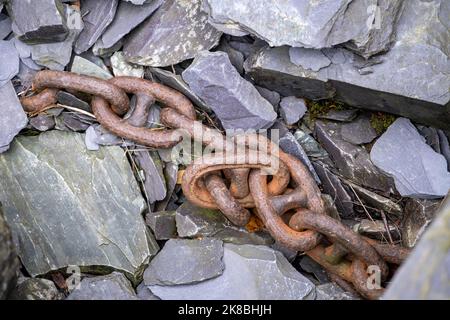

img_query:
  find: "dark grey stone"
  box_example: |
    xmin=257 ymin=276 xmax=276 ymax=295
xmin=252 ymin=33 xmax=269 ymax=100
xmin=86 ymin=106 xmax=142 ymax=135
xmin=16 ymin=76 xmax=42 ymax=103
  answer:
xmin=383 ymin=194 xmax=450 ymax=300
xmin=294 ymin=130 xmax=328 ymax=160
xmin=124 ymin=0 xmax=222 ymax=67
xmin=133 ymin=150 xmax=167 ymax=204
xmin=279 ymin=96 xmax=307 ymax=125
xmin=0 ymin=131 xmax=158 ymax=281
xmin=7 ymin=0 xmax=68 ymax=44
xmin=67 ymin=272 xmax=138 ymax=300
xmin=183 ymin=51 xmax=276 ymax=130
xmin=96 ymin=0 xmax=163 ymax=52
xmin=155 ymin=162 xmax=179 ymax=212
xmin=418 ymin=125 xmax=441 ymax=154
xmin=203 ymin=0 xmax=403 ymax=58
xmin=401 ymin=198 xmax=441 ymax=248
xmin=340 ymin=115 xmax=377 ymax=145
xmin=144 ymin=238 xmax=225 ymax=286
xmin=244 ymin=0 xmax=450 ymax=132
xmin=0 ymin=204 xmax=19 ymax=300
xmin=216 ymin=39 xmax=244 ymax=74
xmin=74 ymin=0 xmax=118 ymax=54
xmin=0 ymin=40 xmax=19 ymax=87
xmin=148 ymin=243 xmax=315 ymax=300
xmin=0 ymin=13 xmax=11 ymax=40
xmin=318 ymin=109 xmax=359 ymax=122
xmin=147 ymin=67 xmax=210 ymax=112
xmin=370 ymin=118 xmax=450 ymax=198
xmin=136 ymin=283 xmax=160 ymax=300
xmin=315 ymin=120 xmax=394 ymax=192
xmin=298 ymin=255 xmax=329 ymax=284
xmin=356 ymin=219 xmax=399 ymax=241
xmin=71 ymin=55 xmax=113 ymax=79
xmin=60 ymin=113 xmax=90 ymax=132
xmin=175 ymin=202 xmax=273 ymax=246
xmin=0 ymin=81 xmax=28 ymax=153
xmin=9 ymin=278 xmax=64 ymax=300
xmin=316 ymin=283 xmax=358 ymax=300
xmin=57 ymin=91 xmax=91 ymax=112
xmin=29 ymin=115 xmax=56 ymax=132
xmin=313 ymin=162 xmax=354 ymax=218
xmin=145 ymin=211 xmax=177 ymax=240
xmin=255 ymin=86 xmax=280 ymax=108
xmin=438 ymin=130 xmax=450 ymax=171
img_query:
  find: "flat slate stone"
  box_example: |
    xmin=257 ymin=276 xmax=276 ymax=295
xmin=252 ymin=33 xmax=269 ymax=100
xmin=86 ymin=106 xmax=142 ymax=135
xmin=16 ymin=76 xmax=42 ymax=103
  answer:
xmin=315 ymin=120 xmax=394 ymax=192
xmin=183 ymin=51 xmax=276 ymax=130
xmin=0 ymin=204 xmax=19 ymax=299
xmin=133 ymin=150 xmax=167 ymax=204
xmin=9 ymin=278 xmax=64 ymax=300
xmin=340 ymin=115 xmax=377 ymax=145
xmin=96 ymin=0 xmax=163 ymax=52
xmin=0 ymin=13 xmax=11 ymax=40
xmin=370 ymin=118 xmax=450 ymax=198
xmin=0 ymin=131 xmax=158 ymax=281
xmin=316 ymin=283 xmax=358 ymax=300
xmin=144 ymin=238 xmax=225 ymax=286
xmin=57 ymin=91 xmax=91 ymax=112
xmin=0 ymin=81 xmax=28 ymax=153
xmin=148 ymin=243 xmax=315 ymax=300
xmin=294 ymin=130 xmax=328 ymax=159
xmin=279 ymin=96 xmax=307 ymax=125
xmin=29 ymin=115 xmax=56 ymax=132
xmin=111 ymin=51 xmax=144 ymax=77
xmin=145 ymin=211 xmax=177 ymax=240
xmin=0 ymin=40 xmax=19 ymax=87
xmin=71 ymin=55 xmax=113 ymax=79
xmin=383 ymin=194 xmax=450 ymax=300
xmin=123 ymin=0 xmax=222 ymax=67
xmin=67 ymin=272 xmax=138 ymax=300
xmin=74 ymin=0 xmax=118 ymax=54
xmin=255 ymin=86 xmax=280 ymax=108
xmin=203 ymin=0 xmax=403 ymax=58
xmin=244 ymin=0 xmax=450 ymax=131
xmin=7 ymin=0 xmax=68 ymax=44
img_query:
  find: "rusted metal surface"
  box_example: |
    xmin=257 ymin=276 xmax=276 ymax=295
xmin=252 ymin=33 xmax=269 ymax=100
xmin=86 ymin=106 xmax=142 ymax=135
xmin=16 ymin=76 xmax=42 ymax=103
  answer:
xmin=26 ymin=71 xmax=412 ymax=299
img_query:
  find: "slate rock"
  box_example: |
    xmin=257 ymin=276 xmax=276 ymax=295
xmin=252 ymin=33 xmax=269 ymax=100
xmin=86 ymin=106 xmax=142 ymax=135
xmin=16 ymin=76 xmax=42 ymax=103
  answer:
xmin=28 ymin=5 xmax=84 ymax=70
xmin=294 ymin=130 xmax=328 ymax=160
xmin=136 ymin=283 xmax=160 ymax=300
xmin=175 ymin=202 xmax=273 ymax=246
xmin=96 ymin=0 xmax=163 ymax=52
xmin=7 ymin=0 xmax=68 ymax=44
xmin=123 ymin=0 xmax=153 ymax=5
xmin=133 ymin=150 xmax=167 ymax=203
xmin=145 ymin=211 xmax=177 ymax=240
xmin=155 ymin=162 xmax=179 ymax=212
xmin=244 ymin=0 xmax=450 ymax=130
xmin=29 ymin=115 xmax=56 ymax=132
xmin=111 ymin=51 xmax=144 ymax=77
xmin=356 ymin=219 xmax=399 ymax=241
xmin=144 ymin=238 xmax=224 ymax=286
xmin=183 ymin=51 xmax=276 ymax=130
xmin=438 ymin=130 xmax=450 ymax=171
xmin=297 ymin=255 xmax=329 ymax=284
xmin=9 ymin=278 xmax=64 ymax=300
xmin=401 ymin=198 xmax=441 ymax=248
xmin=316 ymin=283 xmax=358 ymax=300
xmin=0 ymin=131 xmax=158 ymax=281
xmin=318 ymin=109 xmax=359 ymax=122
xmin=289 ymin=48 xmax=332 ymax=72
xmin=340 ymin=115 xmax=377 ymax=145
xmin=279 ymin=96 xmax=307 ymax=125
xmin=204 ymin=0 xmax=403 ymax=58
xmin=148 ymin=244 xmax=315 ymax=300
xmin=255 ymin=86 xmax=280 ymax=108
xmin=216 ymin=39 xmax=245 ymax=74
xmin=124 ymin=0 xmax=222 ymax=67
xmin=0 ymin=13 xmax=11 ymax=40
xmin=61 ymin=112 xmax=90 ymax=132
xmin=57 ymin=91 xmax=91 ymax=112
xmin=315 ymin=120 xmax=393 ymax=192
xmin=383 ymin=194 xmax=450 ymax=300
xmin=74 ymin=0 xmax=118 ymax=54
xmin=0 ymin=204 xmax=19 ymax=299
xmin=0 ymin=81 xmax=28 ymax=153
xmin=67 ymin=272 xmax=138 ymax=300
xmin=370 ymin=118 xmax=450 ymax=198
xmin=313 ymin=162 xmax=354 ymax=218
xmin=272 ymin=121 xmax=320 ymax=183
xmin=147 ymin=67 xmax=210 ymax=112
xmin=71 ymin=55 xmax=113 ymax=79
xmin=0 ymin=40 xmax=19 ymax=87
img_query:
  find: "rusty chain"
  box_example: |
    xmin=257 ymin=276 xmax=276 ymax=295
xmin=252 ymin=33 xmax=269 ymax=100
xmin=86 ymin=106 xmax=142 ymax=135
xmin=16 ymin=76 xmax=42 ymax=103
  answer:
xmin=22 ymin=70 xmax=410 ymax=299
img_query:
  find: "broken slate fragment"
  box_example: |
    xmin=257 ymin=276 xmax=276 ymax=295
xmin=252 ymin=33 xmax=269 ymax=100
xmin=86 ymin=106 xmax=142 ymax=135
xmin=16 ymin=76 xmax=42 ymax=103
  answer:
xmin=148 ymin=244 xmax=315 ymax=300
xmin=9 ymin=278 xmax=64 ymax=300
xmin=279 ymin=96 xmax=307 ymax=125
xmin=401 ymin=198 xmax=441 ymax=248
xmin=183 ymin=51 xmax=276 ymax=130
xmin=0 ymin=40 xmax=19 ymax=87
xmin=71 ymin=55 xmax=113 ymax=79
xmin=0 ymin=131 xmax=158 ymax=281
xmin=318 ymin=109 xmax=359 ymax=122
xmin=370 ymin=118 xmax=450 ymax=198
xmin=144 ymin=238 xmax=225 ymax=286
xmin=294 ymin=130 xmax=328 ymax=159
xmin=7 ymin=0 xmax=68 ymax=44
xmin=74 ymin=0 xmax=118 ymax=54
xmin=289 ymin=48 xmax=331 ymax=72
xmin=0 ymin=81 xmax=28 ymax=153
xmin=145 ymin=211 xmax=177 ymax=240
xmin=111 ymin=51 xmax=144 ymax=78
xmin=255 ymin=86 xmax=280 ymax=108
xmin=29 ymin=115 xmax=56 ymax=132
xmin=316 ymin=283 xmax=358 ymax=300
xmin=97 ymin=0 xmax=163 ymax=52
xmin=67 ymin=272 xmax=138 ymax=300
xmin=216 ymin=39 xmax=245 ymax=74
xmin=0 ymin=204 xmax=19 ymax=300
xmin=133 ymin=150 xmax=167 ymax=203
xmin=124 ymin=0 xmax=222 ymax=67
xmin=340 ymin=115 xmax=377 ymax=145
xmin=57 ymin=91 xmax=91 ymax=112
xmin=136 ymin=283 xmax=160 ymax=300
xmin=0 ymin=13 xmax=11 ymax=40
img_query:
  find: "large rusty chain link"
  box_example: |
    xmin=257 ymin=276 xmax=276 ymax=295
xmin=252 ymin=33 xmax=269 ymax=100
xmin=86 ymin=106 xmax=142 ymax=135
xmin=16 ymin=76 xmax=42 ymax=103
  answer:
xmin=22 ymin=71 xmax=410 ymax=299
